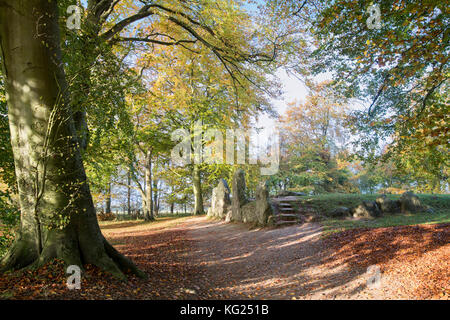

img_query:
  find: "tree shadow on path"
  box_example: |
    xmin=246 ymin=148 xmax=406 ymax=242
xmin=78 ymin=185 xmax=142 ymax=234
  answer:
xmin=185 ymin=217 xmax=449 ymax=299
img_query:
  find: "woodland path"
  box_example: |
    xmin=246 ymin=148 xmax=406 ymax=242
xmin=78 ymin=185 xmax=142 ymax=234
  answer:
xmin=2 ymin=216 xmax=446 ymax=299
xmin=177 ymin=216 xmax=414 ymax=299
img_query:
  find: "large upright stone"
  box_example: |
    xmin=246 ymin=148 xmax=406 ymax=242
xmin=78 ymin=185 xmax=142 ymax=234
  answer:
xmin=240 ymin=202 xmax=256 ymax=223
xmin=329 ymin=206 xmax=351 ymax=218
xmin=375 ymin=194 xmax=400 ymax=214
xmin=399 ymin=191 xmax=423 ymax=213
xmin=352 ymin=201 xmax=382 ymax=218
xmin=255 ymin=181 xmax=273 ymax=225
xmin=231 ymin=169 xmax=247 ymax=221
xmin=207 ymin=179 xmax=231 ymax=219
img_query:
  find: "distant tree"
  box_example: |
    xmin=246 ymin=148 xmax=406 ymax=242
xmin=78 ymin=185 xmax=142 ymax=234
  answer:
xmin=309 ymin=0 xmax=448 ymax=170
xmin=271 ymin=82 xmax=354 ymax=194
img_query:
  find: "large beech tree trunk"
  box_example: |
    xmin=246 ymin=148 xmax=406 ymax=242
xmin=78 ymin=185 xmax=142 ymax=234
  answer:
xmin=0 ymin=0 xmax=144 ymax=279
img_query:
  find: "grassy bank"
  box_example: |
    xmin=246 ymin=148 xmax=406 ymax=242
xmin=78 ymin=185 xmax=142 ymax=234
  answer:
xmin=287 ymin=193 xmax=450 ymax=235
xmin=289 ymin=193 xmax=450 ymax=214
xmin=321 ymin=211 xmax=450 ymax=236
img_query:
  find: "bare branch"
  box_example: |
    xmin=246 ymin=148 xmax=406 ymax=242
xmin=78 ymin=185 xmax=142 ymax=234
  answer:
xmin=114 ymin=36 xmax=196 ymax=47
xmin=100 ymin=5 xmax=156 ymax=40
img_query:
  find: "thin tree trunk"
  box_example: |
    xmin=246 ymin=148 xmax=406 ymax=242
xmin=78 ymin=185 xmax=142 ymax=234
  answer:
xmin=105 ymin=183 xmax=112 ymax=214
xmin=127 ymin=171 xmax=131 ymax=216
xmin=156 ymin=195 xmax=160 ymax=216
xmin=140 ymin=190 xmax=147 ymax=219
xmin=141 ymin=168 xmax=147 ymax=219
xmin=153 ymin=180 xmax=159 ymax=216
xmin=144 ymin=150 xmax=154 ymax=221
xmin=192 ymin=164 xmax=204 ymax=215
xmin=0 ymin=0 xmax=144 ymax=279
xmin=169 ymin=185 xmax=174 ymax=215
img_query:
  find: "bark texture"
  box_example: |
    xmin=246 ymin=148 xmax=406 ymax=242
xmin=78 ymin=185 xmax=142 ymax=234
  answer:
xmin=0 ymin=0 xmax=145 ymax=279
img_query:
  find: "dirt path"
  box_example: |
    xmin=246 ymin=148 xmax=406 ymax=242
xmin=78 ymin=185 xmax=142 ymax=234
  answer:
xmin=181 ymin=216 xmax=405 ymax=299
xmin=2 ymin=216 xmax=447 ymax=299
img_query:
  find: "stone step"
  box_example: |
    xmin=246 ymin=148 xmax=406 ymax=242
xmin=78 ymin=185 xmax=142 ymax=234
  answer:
xmin=276 ymin=214 xmax=300 ymax=221
xmin=275 ymin=220 xmax=299 ymax=227
xmin=278 ymin=202 xmax=293 ymax=207
xmin=277 ymin=213 xmax=300 ymax=218
xmin=279 ymin=207 xmax=294 ymax=212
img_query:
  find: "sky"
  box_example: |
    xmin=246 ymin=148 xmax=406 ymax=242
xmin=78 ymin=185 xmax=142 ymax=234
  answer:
xmin=255 ymin=68 xmax=313 ymax=147
xmin=260 ymin=69 xmax=309 ymax=126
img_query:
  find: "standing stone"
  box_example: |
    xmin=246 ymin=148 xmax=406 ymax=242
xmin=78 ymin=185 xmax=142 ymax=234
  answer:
xmin=207 ymin=179 xmax=231 ymax=219
xmin=240 ymin=202 xmax=257 ymax=223
xmin=231 ymin=169 xmax=247 ymax=221
xmin=352 ymin=201 xmax=382 ymax=218
xmin=375 ymin=195 xmax=400 ymax=214
xmin=255 ymin=181 xmax=273 ymax=226
xmin=329 ymin=206 xmax=351 ymax=218
xmin=225 ymin=210 xmax=233 ymax=222
xmin=400 ymin=191 xmax=423 ymax=213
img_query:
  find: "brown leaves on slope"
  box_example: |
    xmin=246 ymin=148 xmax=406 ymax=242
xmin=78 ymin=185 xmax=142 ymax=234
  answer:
xmin=323 ymin=223 xmax=450 ymax=299
xmin=0 ymin=225 xmax=210 ymax=300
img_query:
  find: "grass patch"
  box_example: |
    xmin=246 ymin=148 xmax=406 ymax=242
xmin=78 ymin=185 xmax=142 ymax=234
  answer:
xmin=158 ymin=212 xmax=201 ymax=218
xmin=321 ymin=210 xmax=450 ymax=236
xmin=284 ymin=193 xmax=450 ymax=236
xmin=288 ymin=193 xmax=450 ymax=215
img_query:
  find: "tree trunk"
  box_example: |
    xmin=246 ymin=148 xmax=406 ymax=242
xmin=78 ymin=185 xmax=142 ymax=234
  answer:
xmin=105 ymin=183 xmax=112 ymax=214
xmin=153 ymin=180 xmax=159 ymax=216
xmin=143 ymin=150 xmax=154 ymax=221
xmin=431 ymin=177 xmax=441 ymax=194
xmin=169 ymin=185 xmax=174 ymax=215
xmin=192 ymin=164 xmax=204 ymax=215
xmin=127 ymin=171 xmax=131 ymax=216
xmin=140 ymin=190 xmax=147 ymax=219
xmin=0 ymin=0 xmax=145 ymax=279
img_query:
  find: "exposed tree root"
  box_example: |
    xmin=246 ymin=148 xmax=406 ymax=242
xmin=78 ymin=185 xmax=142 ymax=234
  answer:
xmin=0 ymin=232 xmax=38 ymax=273
xmin=103 ymin=238 xmax=147 ymax=279
xmin=0 ymin=232 xmax=147 ymax=280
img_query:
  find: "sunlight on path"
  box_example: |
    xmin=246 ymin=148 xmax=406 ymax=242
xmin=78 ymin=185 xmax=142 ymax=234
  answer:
xmin=99 ymin=216 xmax=446 ymax=300
xmin=180 ymin=217 xmax=405 ymax=300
